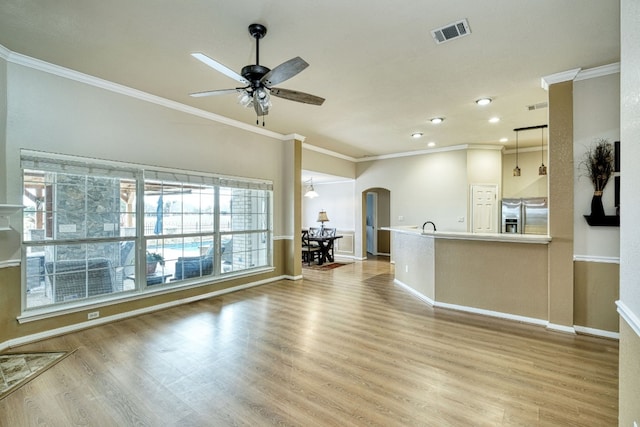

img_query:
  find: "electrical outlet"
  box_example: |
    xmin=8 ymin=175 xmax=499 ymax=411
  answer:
xmin=398 ymin=215 xmax=404 ymax=221
xmin=405 ymin=265 xmax=409 ymax=273
xmin=87 ymin=311 xmax=100 ymax=320
xmin=458 ymin=216 xmax=465 ymax=222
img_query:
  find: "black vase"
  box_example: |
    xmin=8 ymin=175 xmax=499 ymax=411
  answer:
xmin=590 ymin=193 xmax=605 ymax=217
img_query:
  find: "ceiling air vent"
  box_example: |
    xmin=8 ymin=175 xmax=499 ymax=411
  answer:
xmin=527 ymin=102 xmax=548 ymax=111
xmin=431 ymin=19 xmax=471 ymax=44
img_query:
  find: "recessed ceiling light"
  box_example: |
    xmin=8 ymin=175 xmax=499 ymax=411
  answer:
xmin=500 ymin=137 xmax=508 ymax=143
xmin=427 ymin=142 xmax=436 ymax=148
xmin=411 ymin=132 xmax=423 ymax=139
xmin=430 ymin=117 xmax=444 ymax=124
xmin=476 ymin=98 xmax=492 ymax=106
xmin=489 ymin=117 xmax=500 ymax=123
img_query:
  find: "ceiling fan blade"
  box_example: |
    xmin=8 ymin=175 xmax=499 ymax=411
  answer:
xmin=189 ymin=88 xmax=241 ymax=98
xmin=191 ymin=52 xmax=248 ymax=84
xmin=269 ymin=87 xmax=325 ymax=106
xmin=261 ymin=57 xmax=309 ymax=87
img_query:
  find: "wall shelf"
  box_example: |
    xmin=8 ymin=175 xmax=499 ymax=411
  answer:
xmin=0 ymin=204 xmax=24 ymax=231
xmin=583 ymin=215 xmax=620 ymax=227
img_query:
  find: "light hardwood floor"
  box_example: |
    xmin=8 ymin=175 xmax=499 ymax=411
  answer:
xmin=1 ymin=258 xmax=618 ymax=426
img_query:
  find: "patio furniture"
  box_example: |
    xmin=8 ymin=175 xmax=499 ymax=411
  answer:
xmin=173 ymin=245 xmax=214 ymax=280
xmin=45 ymin=258 xmax=115 ymax=302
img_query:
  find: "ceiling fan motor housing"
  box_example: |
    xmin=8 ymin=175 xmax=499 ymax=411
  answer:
xmin=241 ymin=64 xmax=271 ymax=87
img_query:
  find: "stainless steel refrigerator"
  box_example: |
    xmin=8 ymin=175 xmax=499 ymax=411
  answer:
xmin=522 ymin=197 xmax=548 ymax=235
xmin=501 ymin=197 xmax=548 ymax=235
xmin=501 ymin=198 xmax=522 ymax=233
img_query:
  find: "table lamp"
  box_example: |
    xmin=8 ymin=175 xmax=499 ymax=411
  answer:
xmin=317 ymin=210 xmax=330 ymax=232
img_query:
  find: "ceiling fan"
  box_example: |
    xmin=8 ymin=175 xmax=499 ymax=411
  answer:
xmin=190 ymin=23 xmax=325 ymax=122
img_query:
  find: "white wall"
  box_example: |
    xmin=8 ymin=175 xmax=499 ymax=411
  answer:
xmin=356 ymin=150 xmax=469 ymax=232
xmin=502 ymin=149 xmax=548 ymax=199
xmin=302 ymin=181 xmax=355 ymax=231
xmin=573 ymin=72 xmax=620 ymax=258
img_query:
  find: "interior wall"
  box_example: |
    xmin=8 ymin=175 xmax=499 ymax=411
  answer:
xmin=5 ymin=63 xmax=289 ymax=236
xmin=467 ymin=148 xmax=502 ymax=187
xmin=302 ymin=181 xmax=355 ymax=231
xmin=619 ymin=0 xmax=640 ymax=424
xmin=0 ymin=56 xmax=296 ymax=345
xmin=573 ymin=261 xmax=619 ymax=332
xmin=547 ymin=80 xmax=575 ymax=329
xmin=502 ymin=150 xmax=549 ymax=198
xmin=435 ymin=239 xmax=549 ymax=320
xmin=356 ymin=150 xmax=469 ymax=232
xmin=302 ymin=147 xmax=356 ymax=179
xmin=573 ymin=72 xmax=620 ymax=258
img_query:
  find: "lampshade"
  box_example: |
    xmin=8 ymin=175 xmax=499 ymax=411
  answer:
xmin=238 ymin=91 xmax=252 ymax=108
xmin=317 ymin=210 xmax=329 ymax=223
xmin=304 ymin=179 xmax=319 ymax=198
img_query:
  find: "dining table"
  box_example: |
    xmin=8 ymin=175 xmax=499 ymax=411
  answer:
xmin=307 ymin=234 xmax=342 ymax=265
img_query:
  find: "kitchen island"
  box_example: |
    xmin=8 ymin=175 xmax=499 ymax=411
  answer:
xmin=384 ymin=226 xmax=552 ymax=326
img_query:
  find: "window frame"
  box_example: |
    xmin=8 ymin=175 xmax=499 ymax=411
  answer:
xmin=20 ymin=150 xmax=274 ymax=316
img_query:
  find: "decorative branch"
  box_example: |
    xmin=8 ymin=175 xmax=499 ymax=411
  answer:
xmin=582 ymin=139 xmax=614 ymax=193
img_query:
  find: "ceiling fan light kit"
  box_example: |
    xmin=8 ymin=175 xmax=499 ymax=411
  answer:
xmin=190 ymin=23 xmax=325 ymax=125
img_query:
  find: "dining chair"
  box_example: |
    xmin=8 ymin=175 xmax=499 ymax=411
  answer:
xmin=301 ymin=230 xmax=320 ymax=265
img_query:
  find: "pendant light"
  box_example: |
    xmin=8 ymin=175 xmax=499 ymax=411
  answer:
xmin=304 ymin=179 xmax=319 ymax=198
xmin=513 ymin=130 xmax=521 ymax=177
xmin=538 ymin=126 xmax=547 ymax=175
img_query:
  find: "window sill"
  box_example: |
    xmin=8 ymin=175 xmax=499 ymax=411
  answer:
xmin=18 ymin=266 xmax=275 ymax=324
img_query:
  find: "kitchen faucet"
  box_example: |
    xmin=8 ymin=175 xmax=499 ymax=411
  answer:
xmin=422 ymin=221 xmax=436 ymax=232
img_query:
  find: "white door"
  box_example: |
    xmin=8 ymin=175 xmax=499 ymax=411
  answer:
xmin=471 ymin=184 xmax=498 ymax=233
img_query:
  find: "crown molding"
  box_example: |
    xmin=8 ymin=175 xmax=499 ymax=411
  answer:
xmin=302 ymin=143 xmax=357 ymax=162
xmin=3 ymin=45 xmax=291 ymax=142
xmin=0 ymin=44 xmax=9 ymax=60
xmin=575 ymin=62 xmax=620 ymax=81
xmin=541 ymin=68 xmax=582 ymax=90
xmin=503 ymin=145 xmax=546 ymax=155
xmin=282 ymin=133 xmax=306 ymax=142
xmin=304 ymin=142 xmax=505 ymax=164
xmin=541 ymin=63 xmax=620 ymax=90
xmin=356 ymin=144 xmax=486 ymax=162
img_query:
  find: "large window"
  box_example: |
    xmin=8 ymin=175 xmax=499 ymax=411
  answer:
xmin=21 ymin=152 xmax=273 ymax=311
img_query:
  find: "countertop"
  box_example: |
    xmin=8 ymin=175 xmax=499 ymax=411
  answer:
xmin=382 ymin=226 xmax=551 ymax=244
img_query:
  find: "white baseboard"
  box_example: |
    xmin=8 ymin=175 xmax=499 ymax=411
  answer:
xmin=546 ymin=323 xmax=577 ymax=335
xmin=394 ymin=279 xmax=435 ymax=306
xmin=435 ymin=301 xmax=548 ymax=328
xmin=617 ymin=300 xmax=640 ymax=338
xmin=573 ymin=325 xmax=619 ymax=339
